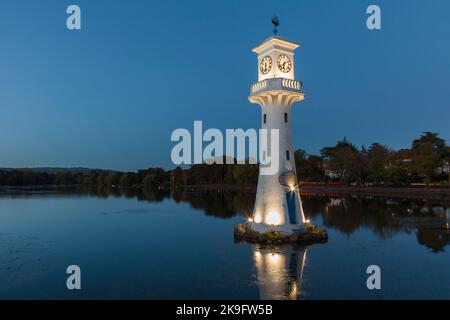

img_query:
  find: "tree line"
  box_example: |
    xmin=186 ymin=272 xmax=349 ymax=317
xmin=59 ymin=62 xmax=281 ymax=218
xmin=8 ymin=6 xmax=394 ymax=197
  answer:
xmin=1 ymin=132 xmax=448 ymax=188
xmin=299 ymin=132 xmax=449 ymax=186
xmin=0 ymin=168 xmax=171 ymax=189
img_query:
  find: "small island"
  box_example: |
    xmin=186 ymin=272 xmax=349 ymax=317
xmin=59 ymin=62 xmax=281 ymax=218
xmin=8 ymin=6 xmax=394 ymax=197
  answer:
xmin=234 ymin=222 xmax=328 ymax=245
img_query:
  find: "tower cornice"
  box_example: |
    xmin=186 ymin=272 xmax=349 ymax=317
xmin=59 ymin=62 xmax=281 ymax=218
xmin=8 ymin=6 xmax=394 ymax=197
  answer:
xmin=249 ymin=78 xmax=304 ymax=106
xmin=252 ymin=36 xmax=300 ymax=55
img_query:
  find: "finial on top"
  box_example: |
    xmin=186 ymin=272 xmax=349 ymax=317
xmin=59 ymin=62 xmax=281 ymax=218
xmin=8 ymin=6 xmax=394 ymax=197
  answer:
xmin=272 ymin=15 xmax=280 ymax=35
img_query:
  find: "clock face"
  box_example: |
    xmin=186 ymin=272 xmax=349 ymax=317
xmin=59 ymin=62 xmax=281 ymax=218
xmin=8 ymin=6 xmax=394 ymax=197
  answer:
xmin=277 ymin=54 xmax=292 ymax=73
xmin=259 ymin=56 xmax=272 ymax=75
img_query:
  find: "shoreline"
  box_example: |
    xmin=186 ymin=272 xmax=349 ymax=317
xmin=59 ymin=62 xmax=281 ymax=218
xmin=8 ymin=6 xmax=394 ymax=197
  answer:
xmin=181 ymin=184 xmax=450 ymax=201
xmin=298 ymin=185 xmax=450 ymax=201
xmin=2 ymin=184 xmax=450 ymax=201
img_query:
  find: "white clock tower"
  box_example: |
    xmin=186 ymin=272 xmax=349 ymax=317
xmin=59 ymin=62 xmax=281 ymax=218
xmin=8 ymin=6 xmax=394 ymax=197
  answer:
xmin=249 ymin=34 xmax=306 ymax=236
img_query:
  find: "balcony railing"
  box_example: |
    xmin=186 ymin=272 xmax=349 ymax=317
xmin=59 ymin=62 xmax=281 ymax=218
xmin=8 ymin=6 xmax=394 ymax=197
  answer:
xmin=250 ymin=78 xmax=302 ymax=95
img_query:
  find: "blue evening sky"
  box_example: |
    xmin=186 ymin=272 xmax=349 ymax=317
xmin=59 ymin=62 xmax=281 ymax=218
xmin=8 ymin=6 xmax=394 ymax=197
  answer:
xmin=1 ymin=0 xmax=449 ymax=171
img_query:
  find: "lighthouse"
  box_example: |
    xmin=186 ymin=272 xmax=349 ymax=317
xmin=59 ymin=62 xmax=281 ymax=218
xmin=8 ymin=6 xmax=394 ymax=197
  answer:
xmin=248 ymin=31 xmax=306 ymax=236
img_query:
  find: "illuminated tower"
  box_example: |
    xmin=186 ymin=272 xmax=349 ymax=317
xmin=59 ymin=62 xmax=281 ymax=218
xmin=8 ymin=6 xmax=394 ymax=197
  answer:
xmin=249 ymin=33 xmax=306 ymax=235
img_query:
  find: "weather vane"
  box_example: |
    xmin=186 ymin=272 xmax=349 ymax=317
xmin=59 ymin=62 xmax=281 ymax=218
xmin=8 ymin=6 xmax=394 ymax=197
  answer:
xmin=272 ymin=15 xmax=280 ymax=35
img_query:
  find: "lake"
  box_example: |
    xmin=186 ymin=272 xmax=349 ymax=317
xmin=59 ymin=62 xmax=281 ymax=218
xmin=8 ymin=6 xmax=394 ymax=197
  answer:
xmin=1 ymin=187 xmax=449 ymax=299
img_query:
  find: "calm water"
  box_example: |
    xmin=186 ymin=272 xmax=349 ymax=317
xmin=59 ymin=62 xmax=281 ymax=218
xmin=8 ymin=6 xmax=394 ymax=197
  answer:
xmin=1 ymin=187 xmax=449 ymax=299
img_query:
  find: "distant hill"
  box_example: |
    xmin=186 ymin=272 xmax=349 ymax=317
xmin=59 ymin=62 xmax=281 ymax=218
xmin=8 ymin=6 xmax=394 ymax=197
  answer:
xmin=0 ymin=167 xmax=116 ymax=175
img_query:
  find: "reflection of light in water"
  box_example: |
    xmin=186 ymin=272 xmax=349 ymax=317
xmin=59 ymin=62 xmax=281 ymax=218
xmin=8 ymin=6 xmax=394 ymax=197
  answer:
xmin=268 ymin=253 xmax=280 ymax=264
xmin=252 ymin=245 xmax=308 ymax=300
xmin=289 ymin=282 xmax=298 ymax=300
xmin=328 ymin=198 xmax=342 ymax=207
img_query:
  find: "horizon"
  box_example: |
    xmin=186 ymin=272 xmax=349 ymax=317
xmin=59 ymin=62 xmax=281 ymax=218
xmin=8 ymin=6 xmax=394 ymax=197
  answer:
xmin=1 ymin=0 xmax=450 ymax=171
xmin=0 ymin=130 xmax=448 ymax=172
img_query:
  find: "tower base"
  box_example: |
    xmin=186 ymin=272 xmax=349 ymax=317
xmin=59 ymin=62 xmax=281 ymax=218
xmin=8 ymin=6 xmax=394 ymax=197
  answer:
xmin=234 ymin=223 xmax=328 ymax=245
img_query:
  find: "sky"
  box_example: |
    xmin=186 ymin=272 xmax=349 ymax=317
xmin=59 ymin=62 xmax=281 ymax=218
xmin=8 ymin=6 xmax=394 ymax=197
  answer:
xmin=1 ymin=0 xmax=449 ymax=171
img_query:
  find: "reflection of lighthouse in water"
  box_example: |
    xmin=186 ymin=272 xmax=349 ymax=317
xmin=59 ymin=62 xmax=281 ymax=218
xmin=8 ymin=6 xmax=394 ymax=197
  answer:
xmin=252 ymin=245 xmax=308 ymax=300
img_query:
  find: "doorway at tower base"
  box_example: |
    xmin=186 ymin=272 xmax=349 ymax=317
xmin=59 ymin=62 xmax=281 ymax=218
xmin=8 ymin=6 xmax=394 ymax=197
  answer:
xmin=234 ymin=222 xmax=328 ymax=245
